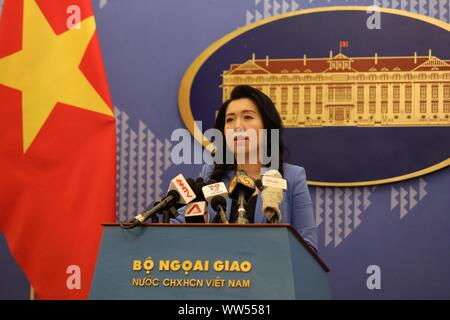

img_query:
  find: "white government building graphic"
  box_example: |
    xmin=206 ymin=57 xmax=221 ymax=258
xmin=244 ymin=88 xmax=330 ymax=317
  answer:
xmin=222 ymin=51 xmax=450 ymax=127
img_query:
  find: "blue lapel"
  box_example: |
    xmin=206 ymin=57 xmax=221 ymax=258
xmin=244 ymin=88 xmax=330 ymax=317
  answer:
xmin=254 ymin=193 xmax=265 ymax=223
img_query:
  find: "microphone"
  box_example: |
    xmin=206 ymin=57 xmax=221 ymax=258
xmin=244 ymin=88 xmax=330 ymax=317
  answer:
xmin=167 ymin=174 xmax=197 ymax=204
xmin=161 ymin=176 xmax=198 ymax=223
xmin=255 ymin=179 xmax=263 ymax=192
xmin=211 ymin=196 xmax=228 ymax=224
xmin=228 ymin=173 xmax=255 ymax=224
xmin=202 ymin=181 xmax=229 ymax=224
xmin=261 ymin=170 xmax=287 ymax=224
xmin=193 ymin=177 xmax=206 ymax=199
xmin=184 ymin=177 xmax=209 ymax=223
xmin=122 ymin=174 xmax=196 ymax=228
xmin=202 ymin=181 xmax=228 ymax=203
xmin=184 ymin=201 xmax=209 ymax=223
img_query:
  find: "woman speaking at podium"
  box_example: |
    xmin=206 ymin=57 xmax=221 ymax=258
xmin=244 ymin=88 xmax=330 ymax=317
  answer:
xmin=198 ymin=85 xmax=318 ymax=252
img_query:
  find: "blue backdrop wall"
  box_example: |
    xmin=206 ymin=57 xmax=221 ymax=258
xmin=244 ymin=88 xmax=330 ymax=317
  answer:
xmin=1 ymin=0 xmax=449 ymax=299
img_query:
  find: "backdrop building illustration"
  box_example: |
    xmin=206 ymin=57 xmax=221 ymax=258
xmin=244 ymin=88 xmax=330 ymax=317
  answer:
xmin=222 ymin=51 xmax=450 ymax=127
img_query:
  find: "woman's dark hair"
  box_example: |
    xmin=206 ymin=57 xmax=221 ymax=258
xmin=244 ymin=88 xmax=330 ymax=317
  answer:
xmin=210 ymin=85 xmax=286 ymax=181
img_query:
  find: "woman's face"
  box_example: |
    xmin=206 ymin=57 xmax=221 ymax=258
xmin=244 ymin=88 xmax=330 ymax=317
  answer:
xmin=224 ymin=98 xmax=264 ymax=162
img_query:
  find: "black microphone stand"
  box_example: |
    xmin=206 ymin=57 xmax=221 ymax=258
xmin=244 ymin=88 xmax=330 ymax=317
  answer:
xmin=160 ymin=206 xmax=179 ymax=223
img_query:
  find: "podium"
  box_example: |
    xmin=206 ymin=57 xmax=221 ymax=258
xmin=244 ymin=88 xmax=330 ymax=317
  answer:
xmin=90 ymin=224 xmax=331 ymax=299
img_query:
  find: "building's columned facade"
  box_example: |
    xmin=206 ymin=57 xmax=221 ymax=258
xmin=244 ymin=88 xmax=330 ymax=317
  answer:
xmin=222 ymin=51 xmax=450 ymax=127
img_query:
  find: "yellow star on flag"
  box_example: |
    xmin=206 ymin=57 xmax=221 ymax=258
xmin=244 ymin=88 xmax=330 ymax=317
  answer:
xmin=0 ymin=0 xmax=113 ymax=153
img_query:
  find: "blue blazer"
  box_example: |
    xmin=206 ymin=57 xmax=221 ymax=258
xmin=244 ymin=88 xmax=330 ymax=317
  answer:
xmin=172 ymin=163 xmax=318 ymax=250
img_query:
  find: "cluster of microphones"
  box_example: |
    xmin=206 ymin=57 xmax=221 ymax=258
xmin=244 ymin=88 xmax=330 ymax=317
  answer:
xmin=120 ymin=170 xmax=287 ymax=229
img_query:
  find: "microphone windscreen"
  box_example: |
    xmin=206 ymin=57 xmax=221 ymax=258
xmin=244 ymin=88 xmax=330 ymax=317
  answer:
xmin=261 ymin=170 xmax=285 ymax=223
xmin=264 ymin=169 xmax=282 ymax=178
xmin=237 ymin=169 xmax=247 ymax=176
xmin=166 ymin=189 xmax=180 ymax=203
xmin=193 ymin=179 xmax=206 ymax=201
xmin=255 ymin=179 xmax=263 ymax=191
xmin=228 ymin=175 xmax=255 ymax=201
xmin=186 ymin=178 xmax=196 ymax=189
xmin=185 ymin=177 xmax=203 ymax=201
xmin=211 ymin=196 xmax=227 ymax=212
xmin=262 ymin=170 xmax=287 ymax=190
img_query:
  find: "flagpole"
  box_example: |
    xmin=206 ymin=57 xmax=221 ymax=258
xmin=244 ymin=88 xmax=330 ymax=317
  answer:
xmin=30 ymin=286 xmax=36 ymax=300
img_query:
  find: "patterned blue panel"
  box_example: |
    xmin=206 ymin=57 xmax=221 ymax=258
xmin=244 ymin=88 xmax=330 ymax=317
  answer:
xmin=115 ymin=106 xmax=172 ymax=222
xmin=310 ymin=177 xmax=430 ymax=249
xmin=373 ymin=0 xmax=450 ymax=22
xmin=244 ymin=0 xmax=450 ymax=24
xmin=312 ymin=186 xmax=376 ymax=247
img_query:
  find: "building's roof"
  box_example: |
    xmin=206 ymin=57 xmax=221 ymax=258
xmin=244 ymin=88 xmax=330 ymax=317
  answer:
xmin=225 ymin=53 xmax=450 ymax=75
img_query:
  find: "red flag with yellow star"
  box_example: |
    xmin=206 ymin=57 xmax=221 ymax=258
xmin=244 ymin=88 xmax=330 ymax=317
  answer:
xmin=0 ymin=0 xmax=115 ymax=299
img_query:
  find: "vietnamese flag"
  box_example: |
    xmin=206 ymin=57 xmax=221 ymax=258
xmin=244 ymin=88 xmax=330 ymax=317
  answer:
xmin=340 ymin=41 xmax=349 ymax=48
xmin=0 ymin=0 xmax=115 ymax=299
